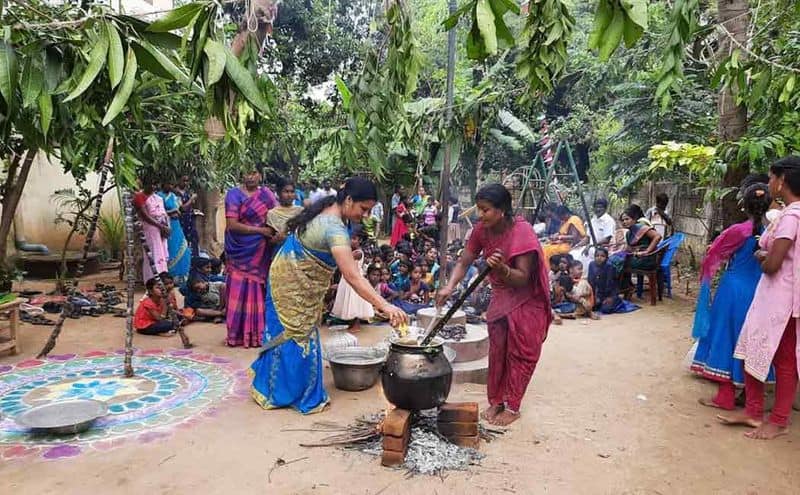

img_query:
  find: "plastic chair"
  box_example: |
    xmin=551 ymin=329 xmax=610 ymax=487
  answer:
xmin=658 ymin=232 xmax=685 ymax=298
xmin=633 ymin=232 xmax=685 ymax=303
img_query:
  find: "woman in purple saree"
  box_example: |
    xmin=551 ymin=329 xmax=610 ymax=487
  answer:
xmin=224 ymin=169 xmax=277 ymax=347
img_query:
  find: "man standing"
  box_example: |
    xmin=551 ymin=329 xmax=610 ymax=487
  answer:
xmin=646 ymin=193 xmax=673 ymax=238
xmin=175 ymin=175 xmax=199 ymax=256
xmin=370 ymin=200 xmax=384 ymax=238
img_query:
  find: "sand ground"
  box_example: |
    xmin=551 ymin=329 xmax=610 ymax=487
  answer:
xmin=1 ymin=280 xmax=799 ymax=495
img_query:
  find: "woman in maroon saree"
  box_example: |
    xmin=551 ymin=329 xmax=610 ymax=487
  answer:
xmin=437 ymin=184 xmax=552 ymax=426
xmin=224 ymin=169 xmax=277 ymax=347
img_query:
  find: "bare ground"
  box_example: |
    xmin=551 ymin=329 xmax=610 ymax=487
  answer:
xmin=2 ymin=282 xmax=799 ymax=494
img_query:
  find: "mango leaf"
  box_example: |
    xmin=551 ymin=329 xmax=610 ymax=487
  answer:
xmin=203 ymin=39 xmax=225 ymax=86
xmin=335 ymin=75 xmax=352 ymax=110
xmin=132 ymin=39 xmax=188 ymax=83
xmin=620 ymin=0 xmax=648 ymax=30
xmin=102 ymin=47 xmax=137 ymax=125
xmin=38 ymin=92 xmax=52 ymax=138
xmin=442 ymin=0 xmax=475 ymax=30
xmin=224 ymin=50 xmax=269 ymax=114
xmin=476 ymin=0 xmax=498 ymax=56
xmin=43 ymin=47 xmax=63 ymax=92
xmin=20 ymin=58 xmax=43 ymax=109
xmin=493 ymin=6 xmax=516 ymax=48
xmin=622 ymin=18 xmax=643 ymax=48
xmin=750 ymin=69 xmax=771 ymax=103
xmin=491 ymin=0 xmax=520 ymax=15
xmin=498 ymin=109 xmax=536 ymax=143
xmin=148 ymin=3 xmax=204 ymax=32
xmin=64 ymin=28 xmax=109 ymax=102
xmin=189 ymin=8 xmax=210 ymax=81
xmin=0 ymin=40 xmax=19 ymax=109
xmin=106 ymin=21 xmax=124 ymax=89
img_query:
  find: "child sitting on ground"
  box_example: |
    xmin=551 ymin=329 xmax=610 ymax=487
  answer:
xmin=378 ymin=267 xmax=399 ymax=302
xmin=565 ymin=260 xmax=599 ymax=320
xmin=588 ymin=247 xmax=622 ymax=314
xmin=396 ymin=265 xmax=431 ymax=315
xmin=185 ymin=276 xmax=226 ymax=322
xmin=158 ymin=272 xmax=180 ymax=313
xmin=391 ymin=260 xmax=412 ymax=292
xmin=134 ymin=278 xmax=184 ymax=336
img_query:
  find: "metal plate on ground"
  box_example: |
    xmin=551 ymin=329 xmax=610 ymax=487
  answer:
xmin=15 ymin=399 xmax=108 ymax=435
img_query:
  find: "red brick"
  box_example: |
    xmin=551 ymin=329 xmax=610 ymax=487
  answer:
xmin=382 ymin=409 xmax=411 ymax=438
xmin=437 ymin=421 xmax=479 ymax=437
xmin=381 ymin=449 xmax=407 ymax=467
xmin=382 ymin=432 xmax=408 ymax=452
xmin=437 ymin=402 xmax=479 ymax=423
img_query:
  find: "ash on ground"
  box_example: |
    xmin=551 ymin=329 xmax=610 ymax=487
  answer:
xmin=355 ymin=413 xmax=485 ymax=475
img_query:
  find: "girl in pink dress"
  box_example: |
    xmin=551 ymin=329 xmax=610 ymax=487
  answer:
xmin=720 ymin=156 xmax=800 ymax=439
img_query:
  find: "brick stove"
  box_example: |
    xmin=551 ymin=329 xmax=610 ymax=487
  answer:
xmin=380 ymin=402 xmax=480 ymax=466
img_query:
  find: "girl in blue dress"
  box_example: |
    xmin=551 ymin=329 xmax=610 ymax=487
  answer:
xmin=691 ymin=182 xmax=773 ymax=409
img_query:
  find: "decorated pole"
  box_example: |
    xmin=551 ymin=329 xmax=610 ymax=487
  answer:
xmin=37 ymin=137 xmax=114 ymax=358
xmin=437 ymin=0 xmax=458 ymax=290
xmin=122 ymin=190 xmax=137 ymax=377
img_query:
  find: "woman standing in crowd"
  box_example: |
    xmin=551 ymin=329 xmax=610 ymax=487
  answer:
xmin=542 ymin=205 xmax=586 ymax=261
xmin=437 ymin=184 xmax=552 ymax=426
xmin=691 ymin=183 xmax=772 ymax=410
xmin=721 ymin=156 xmax=800 ymax=440
xmin=390 ymin=194 xmax=411 ymax=247
xmin=175 ymin=175 xmax=199 ymax=256
xmin=158 ymin=181 xmax=192 ymax=285
xmin=250 ymin=178 xmax=407 ymax=414
xmin=224 ymin=169 xmax=277 ymax=348
xmin=133 ymin=177 xmax=170 ymax=283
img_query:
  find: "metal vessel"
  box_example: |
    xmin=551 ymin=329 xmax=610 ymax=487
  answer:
xmin=381 ymin=337 xmax=452 ymax=410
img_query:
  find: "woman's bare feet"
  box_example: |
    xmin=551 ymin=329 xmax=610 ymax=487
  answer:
xmin=745 ymin=422 xmax=788 ymax=440
xmin=717 ymin=410 xmax=762 ymax=428
xmin=698 ymin=397 xmax=734 ymax=410
xmin=481 ymin=404 xmax=503 ymax=422
xmin=491 ymin=410 xmax=520 ymax=426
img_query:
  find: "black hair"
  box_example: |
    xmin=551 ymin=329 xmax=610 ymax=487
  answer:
xmin=742 ymin=182 xmax=772 ymax=238
xmin=158 ymin=271 xmax=173 ymax=283
xmin=145 ymin=278 xmax=156 ymax=291
xmin=275 ymin=176 xmax=295 ymax=193
xmin=741 ymin=173 xmax=769 ymax=190
xmin=475 ymin=183 xmax=513 ymax=221
xmin=595 ymin=246 xmax=609 ymax=257
xmin=396 ymin=241 xmax=413 ymax=256
xmin=770 ymin=155 xmax=800 ymax=197
xmin=399 ymin=260 xmax=412 ymax=271
xmin=554 ymin=205 xmax=571 ymax=218
xmin=367 ymin=263 xmax=382 ymax=275
xmin=557 ymin=273 xmax=573 ymax=292
xmin=549 ymin=254 xmax=562 ymax=267
xmin=193 ymin=257 xmax=211 ymax=269
xmin=594 ymin=198 xmax=609 ymax=209
xmin=655 ymin=193 xmax=669 ymax=205
xmin=623 ymin=204 xmax=645 ymax=221
xmin=286 ymin=177 xmax=377 ymax=234
xmin=569 ymin=259 xmax=583 ymax=269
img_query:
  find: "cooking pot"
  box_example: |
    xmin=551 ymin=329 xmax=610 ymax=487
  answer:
xmin=381 ymin=337 xmax=452 ymax=410
xmin=328 ymin=347 xmax=386 ymax=391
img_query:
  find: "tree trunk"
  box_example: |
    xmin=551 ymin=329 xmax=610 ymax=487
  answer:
xmin=197 ymin=188 xmax=221 ymax=256
xmin=0 ymin=150 xmax=36 ymax=268
xmin=122 ymin=190 xmax=136 ymax=377
xmin=717 ymin=0 xmax=750 ymax=230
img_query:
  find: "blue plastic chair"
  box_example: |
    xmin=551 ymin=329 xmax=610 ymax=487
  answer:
xmin=658 ymin=232 xmax=685 ymax=298
xmin=635 ymin=232 xmax=685 ymax=300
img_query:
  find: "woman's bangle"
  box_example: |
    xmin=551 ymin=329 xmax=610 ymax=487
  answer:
xmin=504 ymin=265 xmax=511 ymax=278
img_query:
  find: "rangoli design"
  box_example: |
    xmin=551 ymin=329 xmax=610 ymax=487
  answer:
xmin=0 ymin=349 xmax=249 ymax=460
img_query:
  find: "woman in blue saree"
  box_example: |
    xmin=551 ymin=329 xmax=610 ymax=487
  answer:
xmin=250 ymin=178 xmax=408 ymax=414
xmin=158 ymin=181 xmax=191 ymax=284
